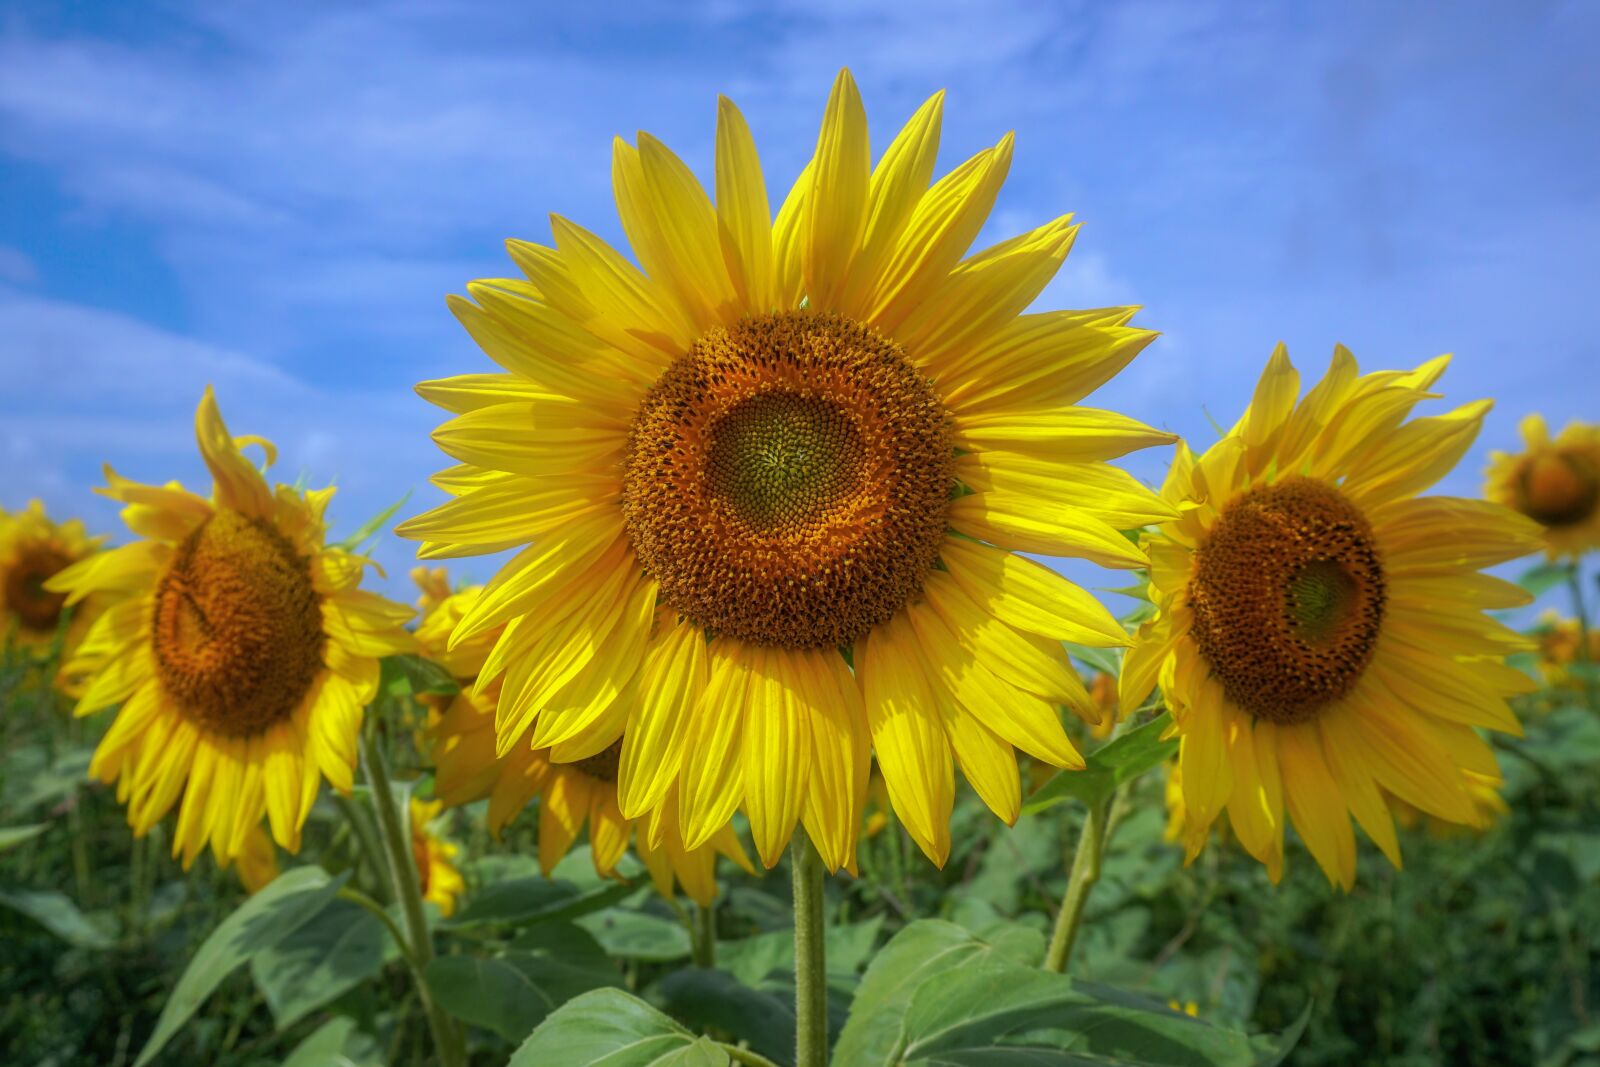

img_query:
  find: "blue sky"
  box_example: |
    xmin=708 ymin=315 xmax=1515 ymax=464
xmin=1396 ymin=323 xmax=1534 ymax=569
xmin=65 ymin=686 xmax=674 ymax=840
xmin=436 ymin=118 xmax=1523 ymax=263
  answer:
xmin=2 ymin=0 xmax=1596 ymax=604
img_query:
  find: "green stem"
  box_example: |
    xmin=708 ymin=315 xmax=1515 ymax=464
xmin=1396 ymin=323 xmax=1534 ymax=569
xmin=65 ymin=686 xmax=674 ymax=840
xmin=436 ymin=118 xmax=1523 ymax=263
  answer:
xmin=337 ymin=886 xmax=416 ymax=966
xmin=359 ymin=731 xmax=465 ymax=1067
xmin=692 ymin=898 xmax=717 ymax=969
xmin=333 ymin=791 xmax=389 ymax=900
xmin=792 ymin=834 xmax=829 ymax=1067
xmin=1044 ymin=792 xmax=1110 ymax=973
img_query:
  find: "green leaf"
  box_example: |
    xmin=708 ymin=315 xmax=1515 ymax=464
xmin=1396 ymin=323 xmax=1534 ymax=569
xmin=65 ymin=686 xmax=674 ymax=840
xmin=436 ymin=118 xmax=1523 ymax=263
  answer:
xmin=1064 ymin=643 xmax=1123 ymax=678
xmin=1519 ymin=561 xmax=1573 ymax=597
xmin=379 ymin=653 xmax=460 ymax=698
xmin=0 ymin=886 xmax=115 ymax=949
xmin=280 ymin=1016 xmax=384 ymax=1067
xmin=510 ymin=987 xmax=731 ymax=1066
xmin=717 ymin=916 xmax=884 ymax=986
xmin=577 ymin=907 xmax=692 ymax=961
xmin=834 ymin=920 xmax=1009 ymax=1066
xmin=334 ymin=491 xmax=411 ymax=553
xmin=657 ymin=967 xmax=796 ymax=1065
xmin=250 ymin=898 xmax=394 ymax=1029
xmin=0 ymin=823 xmax=49 ymax=852
xmin=427 ymin=948 xmax=622 ymax=1043
xmin=442 ymin=875 xmax=638 ymax=930
xmin=133 ymin=866 xmax=347 ymax=1067
xmin=1023 ymin=713 xmax=1177 ymax=815
xmin=899 ymin=962 xmax=1263 ymax=1066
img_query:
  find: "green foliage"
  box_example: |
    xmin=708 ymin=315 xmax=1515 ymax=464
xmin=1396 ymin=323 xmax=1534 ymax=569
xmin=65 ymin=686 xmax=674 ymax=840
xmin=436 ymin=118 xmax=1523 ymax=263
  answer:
xmin=134 ymin=866 xmax=349 ymax=1065
xmin=1024 ymin=713 xmax=1178 ymax=814
xmin=250 ymin=898 xmax=396 ymax=1028
xmin=509 ymin=988 xmax=732 ymax=1066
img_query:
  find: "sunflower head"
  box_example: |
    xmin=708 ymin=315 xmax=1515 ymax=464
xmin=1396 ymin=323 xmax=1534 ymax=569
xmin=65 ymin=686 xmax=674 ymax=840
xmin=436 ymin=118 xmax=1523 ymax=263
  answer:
xmin=1127 ymin=345 xmax=1541 ymax=889
xmin=47 ymin=388 xmax=415 ymax=867
xmin=1485 ymin=414 xmax=1600 ymax=558
xmin=0 ymin=499 xmax=104 ymax=663
xmin=401 ymin=68 xmax=1175 ymax=874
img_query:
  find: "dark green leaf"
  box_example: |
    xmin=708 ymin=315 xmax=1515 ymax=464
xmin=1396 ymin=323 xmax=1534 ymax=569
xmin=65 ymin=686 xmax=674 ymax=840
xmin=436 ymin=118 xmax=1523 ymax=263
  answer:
xmin=717 ymin=916 xmax=884 ymax=986
xmin=0 ymin=823 xmax=49 ymax=852
xmin=280 ymin=1016 xmax=384 ymax=1067
xmin=427 ymin=950 xmax=622 ymax=1043
xmin=577 ymin=907 xmax=692 ymax=961
xmin=379 ymin=653 xmax=460 ymax=698
xmin=509 ymin=988 xmax=730 ymax=1066
xmin=442 ymin=875 xmax=637 ymax=930
xmin=1023 ymin=713 xmax=1177 ymax=815
xmin=658 ymin=967 xmax=796 ymax=1065
xmin=250 ymin=898 xmax=394 ymax=1029
xmin=0 ymin=886 xmax=115 ymax=949
xmin=133 ymin=866 xmax=347 ymax=1067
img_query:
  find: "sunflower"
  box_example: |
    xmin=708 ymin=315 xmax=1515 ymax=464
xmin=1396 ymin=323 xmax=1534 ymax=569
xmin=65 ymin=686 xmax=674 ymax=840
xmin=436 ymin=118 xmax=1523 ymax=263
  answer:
xmin=47 ymin=389 xmax=416 ymax=868
xmin=399 ymin=69 xmax=1174 ymax=871
xmin=1485 ymin=415 xmax=1600 ymax=558
xmin=1533 ymin=611 xmax=1600 ymax=690
xmin=1 ymin=499 xmax=104 ymax=671
xmin=1389 ymin=771 xmax=1507 ymax=838
xmin=1124 ymin=345 xmax=1542 ymax=888
xmin=410 ymin=797 xmax=466 ymax=917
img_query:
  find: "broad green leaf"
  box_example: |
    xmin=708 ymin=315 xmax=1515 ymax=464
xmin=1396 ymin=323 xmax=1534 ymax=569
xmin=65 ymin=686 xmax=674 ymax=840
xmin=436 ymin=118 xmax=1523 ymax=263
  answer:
xmin=717 ymin=916 xmax=884 ymax=986
xmin=334 ymin=491 xmax=411 ymax=553
xmin=510 ymin=987 xmax=731 ymax=1066
xmin=1064 ymin=643 xmax=1123 ymax=678
xmin=658 ymin=967 xmax=796 ymax=1065
xmin=0 ymin=823 xmax=48 ymax=852
xmin=1023 ymin=713 xmax=1177 ymax=815
xmin=0 ymin=886 xmax=115 ymax=949
xmin=379 ymin=653 xmax=460 ymax=698
xmin=427 ymin=949 xmax=623 ymax=1042
xmin=509 ymin=919 xmax=612 ymax=963
xmin=833 ymin=920 xmax=1006 ymax=1066
xmin=899 ymin=961 xmax=1263 ymax=1066
xmin=134 ymin=866 xmax=347 ymax=1067
xmin=280 ymin=1016 xmax=384 ymax=1067
xmin=442 ymin=875 xmax=637 ymax=930
xmin=250 ymin=898 xmax=394 ymax=1029
xmin=577 ymin=907 xmax=692 ymax=961
xmin=1518 ymin=561 xmax=1573 ymax=598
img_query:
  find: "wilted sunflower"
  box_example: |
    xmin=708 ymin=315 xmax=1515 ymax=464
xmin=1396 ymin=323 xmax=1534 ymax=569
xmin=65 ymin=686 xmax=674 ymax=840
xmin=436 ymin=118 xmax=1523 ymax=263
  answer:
xmin=1124 ymin=346 xmax=1541 ymax=888
xmin=1485 ymin=415 xmax=1600 ymax=558
xmin=410 ymin=797 xmax=466 ymax=917
xmin=400 ymin=69 xmax=1174 ymax=870
xmin=48 ymin=390 xmax=416 ymax=868
xmin=1 ymin=499 xmax=104 ymax=668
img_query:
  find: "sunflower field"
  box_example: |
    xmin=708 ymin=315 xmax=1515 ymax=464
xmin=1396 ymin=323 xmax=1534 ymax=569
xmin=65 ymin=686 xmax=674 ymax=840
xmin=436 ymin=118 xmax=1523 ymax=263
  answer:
xmin=3 ymin=69 xmax=1598 ymax=1067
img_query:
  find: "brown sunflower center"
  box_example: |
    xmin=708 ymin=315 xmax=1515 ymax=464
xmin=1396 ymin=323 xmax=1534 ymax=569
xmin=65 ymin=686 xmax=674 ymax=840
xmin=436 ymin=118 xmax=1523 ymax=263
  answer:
xmin=151 ymin=510 xmax=325 ymax=738
xmin=1518 ymin=451 xmax=1599 ymax=528
xmin=572 ymin=740 xmax=622 ymax=784
xmin=622 ymin=311 xmax=954 ymax=649
xmin=4 ymin=544 xmax=74 ymax=633
xmin=1187 ymin=477 xmax=1386 ymax=724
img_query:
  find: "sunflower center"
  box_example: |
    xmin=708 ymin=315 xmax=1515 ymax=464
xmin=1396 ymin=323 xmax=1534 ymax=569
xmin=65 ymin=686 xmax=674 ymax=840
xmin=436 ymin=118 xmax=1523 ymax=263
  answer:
xmin=572 ymin=740 xmax=622 ymax=784
xmin=1519 ymin=451 xmax=1599 ymax=528
xmin=4 ymin=545 xmax=73 ymax=633
xmin=152 ymin=510 xmax=325 ymax=738
xmin=623 ymin=311 xmax=953 ymax=649
xmin=1187 ymin=477 xmax=1386 ymax=724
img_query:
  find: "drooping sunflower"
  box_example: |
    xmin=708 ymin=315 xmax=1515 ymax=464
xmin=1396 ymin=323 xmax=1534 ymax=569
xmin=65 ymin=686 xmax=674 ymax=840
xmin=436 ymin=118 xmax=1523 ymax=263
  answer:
xmin=48 ymin=389 xmax=416 ymax=868
xmin=1 ymin=499 xmax=104 ymax=672
xmin=399 ymin=69 xmax=1175 ymax=870
xmin=1124 ymin=345 xmax=1542 ymax=888
xmin=1485 ymin=415 xmax=1600 ymax=558
xmin=410 ymin=797 xmax=466 ymax=917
